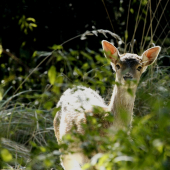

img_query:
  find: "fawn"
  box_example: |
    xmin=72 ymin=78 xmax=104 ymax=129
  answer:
xmin=54 ymin=40 xmax=161 ymax=170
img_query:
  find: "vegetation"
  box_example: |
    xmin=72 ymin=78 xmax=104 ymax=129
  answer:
xmin=0 ymin=0 xmax=170 ymax=169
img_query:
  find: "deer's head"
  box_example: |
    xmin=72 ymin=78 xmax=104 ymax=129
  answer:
xmin=102 ymin=40 xmax=161 ymax=88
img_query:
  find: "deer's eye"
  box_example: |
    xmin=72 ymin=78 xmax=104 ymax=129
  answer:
xmin=116 ymin=64 xmax=120 ymax=70
xmin=137 ymin=66 xmax=142 ymax=71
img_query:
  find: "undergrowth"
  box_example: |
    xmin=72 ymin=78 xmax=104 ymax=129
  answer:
xmin=0 ymin=0 xmax=170 ymax=169
xmin=0 ymin=46 xmax=170 ymax=169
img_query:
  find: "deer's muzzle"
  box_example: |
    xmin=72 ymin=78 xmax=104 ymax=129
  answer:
xmin=123 ymin=73 xmax=133 ymax=80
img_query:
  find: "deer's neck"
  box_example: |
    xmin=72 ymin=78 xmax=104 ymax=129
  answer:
xmin=109 ymin=85 xmax=137 ymax=129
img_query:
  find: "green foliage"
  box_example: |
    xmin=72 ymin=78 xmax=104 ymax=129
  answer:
xmin=0 ymin=0 xmax=170 ymax=169
xmin=0 ymin=44 xmax=2 ymax=57
xmin=0 ymin=46 xmax=170 ymax=170
xmin=19 ymin=15 xmax=37 ymax=34
xmin=1 ymin=149 xmax=13 ymax=162
xmin=48 ymin=66 xmax=57 ymax=85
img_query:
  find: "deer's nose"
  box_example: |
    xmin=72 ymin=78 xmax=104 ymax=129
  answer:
xmin=123 ymin=73 xmax=133 ymax=80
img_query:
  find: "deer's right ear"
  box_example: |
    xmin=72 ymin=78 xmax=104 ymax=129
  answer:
xmin=102 ymin=40 xmax=120 ymax=64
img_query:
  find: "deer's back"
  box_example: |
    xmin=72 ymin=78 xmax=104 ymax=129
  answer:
xmin=53 ymin=86 xmax=107 ymax=142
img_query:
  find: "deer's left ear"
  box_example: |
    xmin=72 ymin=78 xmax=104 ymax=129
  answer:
xmin=102 ymin=40 xmax=120 ymax=64
xmin=142 ymin=46 xmax=161 ymax=66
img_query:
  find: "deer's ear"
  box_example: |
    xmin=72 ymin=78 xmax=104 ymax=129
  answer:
xmin=102 ymin=40 xmax=120 ymax=64
xmin=142 ymin=46 xmax=161 ymax=66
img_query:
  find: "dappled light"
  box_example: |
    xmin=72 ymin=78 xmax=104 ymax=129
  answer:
xmin=0 ymin=0 xmax=170 ymax=169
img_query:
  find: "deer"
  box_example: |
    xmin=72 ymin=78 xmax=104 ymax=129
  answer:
xmin=53 ymin=40 xmax=161 ymax=170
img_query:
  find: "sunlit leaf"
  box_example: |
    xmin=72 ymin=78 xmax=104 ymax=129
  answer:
xmin=130 ymin=8 xmax=134 ymax=13
xmin=32 ymin=51 xmax=37 ymax=58
xmin=49 ymin=44 xmax=63 ymax=50
xmin=1 ymin=149 xmax=13 ymax=162
xmin=82 ymin=163 xmax=91 ymax=170
xmin=27 ymin=17 xmax=36 ymax=22
xmin=30 ymin=23 xmax=37 ymax=27
xmin=44 ymin=101 xmax=53 ymax=110
xmin=0 ymin=44 xmax=3 ymax=56
xmin=48 ymin=66 xmax=57 ymax=85
xmin=44 ymin=159 xmax=52 ymax=167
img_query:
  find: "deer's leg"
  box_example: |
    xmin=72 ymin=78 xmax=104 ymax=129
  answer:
xmin=61 ymin=152 xmax=89 ymax=170
xmin=58 ymin=112 xmax=90 ymax=169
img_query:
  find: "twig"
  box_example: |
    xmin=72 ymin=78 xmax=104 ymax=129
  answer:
xmin=161 ymin=31 xmax=170 ymax=47
xmin=152 ymin=0 xmax=170 ymax=41
xmin=141 ymin=0 xmax=162 ymax=50
xmin=3 ymin=48 xmax=30 ymax=71
xmin=140 ymin=1 xmax=150 ymax=54
xmin=155 ymin=21 xmax=170 ymax=44
xmin=130 ymin=0 xmax=142 ymax=53
xmin=149 ymin=0 xmax=153 ymax=44
xmin=124 ymin=0 xmax=132 ymax=53
xmin=101 ymin=0 xmax=115 ymax=33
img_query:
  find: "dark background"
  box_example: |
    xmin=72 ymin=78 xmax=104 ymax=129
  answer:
xmin=0 ymin=0 xmax=170 ymax=93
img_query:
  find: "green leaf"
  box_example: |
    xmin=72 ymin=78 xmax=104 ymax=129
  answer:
xmin=56 ymin=55 xmax=63 ymax=61
xmin=29 ymin=24 xmax=33 ymax=31
xmin=130 ymin=8 xmax=134 ymax=14
xmin=40 ymin=146 xmax=46 ymax=152
xmin=21 ymin=23 xmax=24 ymax=30
xmin=56 ymin=75 xmax=63 ymax=83
xmin=1 ymin=149 xmax=13 ymax=162
xmin=32 ymin=51 xmax=37 ymax=58
xmin=127 ymin=88 xmax=133 ymax=96
xmin=49 ymin=44 xmax=63 ymax=50
xmin=82 ymin=163 xmax=91 ymax=170
xmin=52 ymin=107 xmax=61 ymax=117
xmin=0 ymin=44 xmax=3 ymax=55
xmin=44 ymin=101 xmax=53 ymax=110
xmin=44 ymin=159 xmax=52 ymax=167
xmin=27 ymin=17 xmax=36 ymax=22
xmin=21 ymin=41 xmax=26 ymax=47
xmin=81 ymin=63 xmax=89 ymax=70
xmin=80 ymin=51 xmax=92 ymax=60
xmin=48 ymin=66 xmax=57 ymax=85
xmin=30 ymin=23 xmax=37 ymax=27
xmin=74 ymin=67 xmax=83 ymax=76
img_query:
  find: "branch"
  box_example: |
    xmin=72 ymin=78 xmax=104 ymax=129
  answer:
xmin=2 ymin=48 xmax=30 ymax=71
